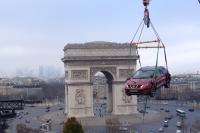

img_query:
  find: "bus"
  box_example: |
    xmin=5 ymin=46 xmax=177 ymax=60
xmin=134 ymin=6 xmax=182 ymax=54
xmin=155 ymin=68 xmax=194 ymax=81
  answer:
xmin=176 ymin=109 xmax=186 ymax=118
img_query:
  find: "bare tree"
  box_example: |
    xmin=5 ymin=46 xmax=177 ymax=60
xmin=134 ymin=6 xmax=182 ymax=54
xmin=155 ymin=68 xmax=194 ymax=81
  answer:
xmin=40 ymin=80 xmax=65 ymax=100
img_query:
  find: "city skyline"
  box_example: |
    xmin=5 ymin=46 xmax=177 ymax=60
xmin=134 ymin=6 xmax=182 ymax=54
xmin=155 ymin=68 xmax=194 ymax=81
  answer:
xmin=0 ymin=0 xmax=199 ymax=76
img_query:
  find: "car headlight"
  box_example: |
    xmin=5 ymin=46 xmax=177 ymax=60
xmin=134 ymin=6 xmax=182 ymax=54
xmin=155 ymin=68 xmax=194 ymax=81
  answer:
xmin=125 ymin=84 xmax=128 ymax=88
xmin=141 ymin=83 xmax=149 ymax=88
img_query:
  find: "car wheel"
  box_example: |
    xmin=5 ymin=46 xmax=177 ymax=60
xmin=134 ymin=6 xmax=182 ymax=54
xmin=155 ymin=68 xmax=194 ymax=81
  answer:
xmin=164 ymin=81 xmax=170 ymax=88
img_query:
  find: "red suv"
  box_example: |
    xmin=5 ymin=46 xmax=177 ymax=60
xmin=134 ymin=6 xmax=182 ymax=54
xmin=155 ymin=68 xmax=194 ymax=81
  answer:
xmin=125 ymin=66 xmax=171 ymax=96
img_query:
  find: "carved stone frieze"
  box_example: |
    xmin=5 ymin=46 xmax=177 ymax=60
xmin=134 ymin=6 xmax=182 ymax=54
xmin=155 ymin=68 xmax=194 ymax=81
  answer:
xmin=71 ymin=70 xmax=88 ymax=80
xmin=119 ymin=69 xmax=134 ymax=79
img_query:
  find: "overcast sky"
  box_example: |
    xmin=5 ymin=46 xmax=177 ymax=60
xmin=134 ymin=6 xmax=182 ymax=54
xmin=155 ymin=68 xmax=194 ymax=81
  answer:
xmin=0 ymin=0 xmax=199 ymax=77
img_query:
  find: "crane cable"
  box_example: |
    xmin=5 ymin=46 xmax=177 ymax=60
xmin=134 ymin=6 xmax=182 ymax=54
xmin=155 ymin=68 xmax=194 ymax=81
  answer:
xmin=128 ymin=19 xmax=144 ymax=77
xmin=128 ymin=19 xmax=145 ymax=73
xmin=151 ymin=22 xmax=168 ymax=70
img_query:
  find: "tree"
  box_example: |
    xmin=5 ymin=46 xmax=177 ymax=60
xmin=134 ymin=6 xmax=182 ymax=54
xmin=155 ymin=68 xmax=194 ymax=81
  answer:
xmin=40 ymin=79 xmax=65 ymax=100
xmin=63 ymin=117 xmax=84 ymax=133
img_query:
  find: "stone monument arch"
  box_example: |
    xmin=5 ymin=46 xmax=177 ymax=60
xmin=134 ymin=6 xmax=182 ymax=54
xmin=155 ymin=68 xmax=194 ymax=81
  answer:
xmin=62 ymin=41 xmax=138 ymax=117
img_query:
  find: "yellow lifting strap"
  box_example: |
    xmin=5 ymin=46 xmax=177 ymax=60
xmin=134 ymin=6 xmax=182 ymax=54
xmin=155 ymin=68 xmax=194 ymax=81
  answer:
xmin=131 ymin=40 xmax=165 ymax=49
xmin=131 ymin=40 xmax=160 ymax=45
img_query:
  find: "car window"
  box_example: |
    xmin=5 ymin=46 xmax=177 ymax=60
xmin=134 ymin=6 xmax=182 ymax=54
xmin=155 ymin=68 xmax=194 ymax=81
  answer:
xmin=159 ymin=69 xmax=163 ymax=75
xmin=133 ymin=69 xmax=154 ymax=79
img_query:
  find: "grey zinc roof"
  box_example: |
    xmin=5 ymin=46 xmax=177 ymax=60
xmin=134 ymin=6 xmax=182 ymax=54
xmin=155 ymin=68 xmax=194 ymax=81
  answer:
xmin=64 ymin=41 xmax=134 ymax=50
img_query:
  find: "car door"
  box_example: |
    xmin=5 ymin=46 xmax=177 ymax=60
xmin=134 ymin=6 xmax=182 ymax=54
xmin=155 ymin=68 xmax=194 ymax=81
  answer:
xmin=156 ymin=69 xmax=165 ymax=88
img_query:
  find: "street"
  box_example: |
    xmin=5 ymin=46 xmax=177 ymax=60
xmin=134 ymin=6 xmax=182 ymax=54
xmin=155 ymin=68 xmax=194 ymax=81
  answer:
xmin=4 ymin=101 xmax=200 ymax=133
xmin=132 ymin=102 xmax=200 ymax=133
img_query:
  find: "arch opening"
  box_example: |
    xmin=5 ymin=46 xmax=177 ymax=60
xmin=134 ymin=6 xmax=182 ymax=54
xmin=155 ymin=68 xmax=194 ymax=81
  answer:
xmin=93 ymin=71 xmax=114 ymax=117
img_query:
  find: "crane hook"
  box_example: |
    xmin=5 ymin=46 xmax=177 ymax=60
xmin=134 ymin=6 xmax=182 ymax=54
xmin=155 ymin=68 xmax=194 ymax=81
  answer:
xmin=144 ymin=7 xmax=150 ymax=28
xmin=143 ymin=0 xmax=150 ymax=7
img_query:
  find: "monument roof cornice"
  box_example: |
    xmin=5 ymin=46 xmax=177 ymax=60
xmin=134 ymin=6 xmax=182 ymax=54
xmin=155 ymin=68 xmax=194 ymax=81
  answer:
xmin=64 ymin=41 xmax=135 ymax=51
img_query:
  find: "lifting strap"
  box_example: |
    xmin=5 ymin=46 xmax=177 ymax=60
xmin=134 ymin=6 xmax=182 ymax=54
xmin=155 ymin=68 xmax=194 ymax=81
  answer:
xmin=129 ymin=15 xmax=169 ymax=91
xmin=151 ymin=22 xmax=168 ymax=70
xmin=128 ymin=19 xmax=144 ymax=76
xmin=152 ymin=41 xmax=160 ymax=85
xmin=129 ymin=19 xmax=168 ymax=70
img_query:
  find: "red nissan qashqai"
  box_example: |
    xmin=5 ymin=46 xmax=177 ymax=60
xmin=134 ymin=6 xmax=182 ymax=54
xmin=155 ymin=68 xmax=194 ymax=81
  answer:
xmin=125 ymin=66 xmax=171 ymax=96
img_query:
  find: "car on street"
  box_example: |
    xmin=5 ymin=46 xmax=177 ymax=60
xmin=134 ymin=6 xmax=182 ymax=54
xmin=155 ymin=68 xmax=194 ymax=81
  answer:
xmin=166 ymin=115 xmax=173 ymax=120
xmin=164 ymin=120 xmax=168 ymax=127
xmin=146 ymin=106 xmax=150 ymax=108
xmin=125 ymin=66 xmax=171 ymax=96
xmin=165 ymin=109 xmax=170 ymax=112
xmin=25 ymin=120 xmax=30 ymax=124
xmin=176 ymin=129 xmax=182 ymax=133
xmin=18 ymin=115 xmax=23 ymax=119
xmin=46 ymin=106 xmax=50 ymax=110
xmin=58 ymin=107 xmax=64 ymax=110
xmin=188 ymin=108 xmax=194 ymax=112
xmin=46 ymin=119 xmax=52 ymax=123
xmin=177 ymin=121 xmax=182 ymax=127
xmin=160 ymin=107 xmax=164 ymax=110
xmin=149 ymin=130 xmax=155 ymax=133
xmin=138 ymin=109 xmax=148 ymax=114
xmin=119 ymin=127 xmax=128 ymax=131
xmin=163 ymin=102 xmax=168 ymax=105
xmin=24 ymin=111 xmax=29 ymax=115
xmin=159 ymin=127 xmax=164 ymax=132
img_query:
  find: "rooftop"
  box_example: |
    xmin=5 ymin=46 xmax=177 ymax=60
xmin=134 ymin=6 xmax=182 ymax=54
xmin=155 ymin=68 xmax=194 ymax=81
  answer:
xmin=64 ymin=41 xmax=134 ymax=50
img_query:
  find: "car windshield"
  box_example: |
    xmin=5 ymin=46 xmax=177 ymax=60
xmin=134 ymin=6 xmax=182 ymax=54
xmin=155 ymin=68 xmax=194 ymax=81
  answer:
xmin=132 ymin=69 xmax=155 ymax=79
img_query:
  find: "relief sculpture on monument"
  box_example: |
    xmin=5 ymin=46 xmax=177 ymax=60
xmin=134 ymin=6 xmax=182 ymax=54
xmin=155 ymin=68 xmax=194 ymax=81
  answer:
xmin=119 ymin=69 xmax=134 ymax=79
xmin=122 ymin=88 xmax=132 ymax=104
xmin=71 ymin=70 xmax=88 ymax=80
xmin=75 ymin=89 xmax=86 ymax=105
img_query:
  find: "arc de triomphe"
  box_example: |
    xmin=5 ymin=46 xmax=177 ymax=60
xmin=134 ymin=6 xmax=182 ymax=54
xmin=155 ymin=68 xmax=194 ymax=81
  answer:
xmin=62 ymin=41 xmax=138 ymax=117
